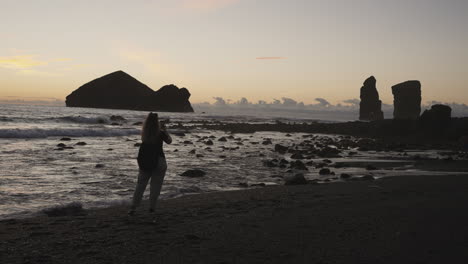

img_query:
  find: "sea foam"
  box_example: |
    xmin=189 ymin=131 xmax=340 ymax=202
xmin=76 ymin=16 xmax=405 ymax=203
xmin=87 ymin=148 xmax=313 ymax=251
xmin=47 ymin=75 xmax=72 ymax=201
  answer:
xmin=0 ymin=128 xmax=140 ymax=139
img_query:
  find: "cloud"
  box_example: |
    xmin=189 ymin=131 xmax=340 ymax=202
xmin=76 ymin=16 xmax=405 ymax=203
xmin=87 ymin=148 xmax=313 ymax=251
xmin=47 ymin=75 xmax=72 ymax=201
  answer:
xmin=0 ymin=55 xmax=47 ymax=70
xmin=315 ymin=98 xmax=331 ymax=107
xmin=343 ymin=99 xmax=360 ymax=106
xmin=180 ymin=0 xmax=239 ymax=11
xmin=213 ymin=97 xmax=227 ymax=106
xmin=256 ymin=57 xmax=287 ymax=60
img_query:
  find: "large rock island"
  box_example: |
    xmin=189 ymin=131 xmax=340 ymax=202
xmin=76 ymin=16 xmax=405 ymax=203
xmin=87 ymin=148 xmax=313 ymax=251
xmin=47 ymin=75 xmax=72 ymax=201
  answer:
xmin=65 ymin=71 xmax=194 ymax=112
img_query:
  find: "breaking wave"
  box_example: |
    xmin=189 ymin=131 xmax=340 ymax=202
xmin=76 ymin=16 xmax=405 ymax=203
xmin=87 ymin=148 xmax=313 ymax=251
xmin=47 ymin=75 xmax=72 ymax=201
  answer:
xmin=0 ymin=128 xmax=140 ymax=139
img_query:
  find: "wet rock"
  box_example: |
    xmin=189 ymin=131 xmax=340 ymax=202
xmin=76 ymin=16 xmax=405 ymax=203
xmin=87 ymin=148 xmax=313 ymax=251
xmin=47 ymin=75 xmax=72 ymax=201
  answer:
xmin=95 ymin=164 xmax=105 ymax=168
xmin=218 ymin=137 xmax=227 ymax=142
xmin=134 ymin=143 xmax=141 ymax=147
xmin=366 ymin=165 xmax=378 ymax=170
xmin=189 ymin=149 xmax=196 ymax=154
xmin=262 ymin=139 xmax=273 ymax=145
xmin=359 ymin=76 xmax=384 ymax=121
xmin=290 ymin=160 xmax=308 ymax=171
xmin=57 ymin=143 xmax=66 ymax=148
xmin=238 ymin=182 xmax=249 ymax=188
xmin=319 ymin=168 xmax=332 ymax=175
xmin=133 ymin=122 xmax=143 ymax=126
xmin=280 ymin=159 xmax=289 ymax=164
xmin=204 ymin=140 xmax=214 ymax=145
xmin=323 ymin=159 xmax=332 ymax=164
xmin=196 ymin=154 xmax=204 ymax=158
xmin=110 ymin=115 xmax=126 ymax=122
xmin=183 ymin=140 xmax=193 ymax=145
xmin=110 ymin=122 xmax=120 ymax=126
xmin=180 ymin=169 xmax=206 ymax=178
xmin=75 ymin=142 xmax=87 ymax=146
xmin=172 ymin=132 xmax=186 ymax=137
xmin=60 ymin=137 xmax=72 ymax=141
xmin=274 ymin=144 xmax=288 ymax=154
xmin=361 ymin=175 xmax=375 ymax=181
xmin=340 ymin=173 xmax=352 ymax=179
xmin=284 ymin=173 xmax=307 ymax=185
xmin=392 ymin=80 xmax=422 ymax=120
xmin=251 ymin=183 xmax=266 ymax=187
xmin=291 ymin=153 xmax=305 ymax=160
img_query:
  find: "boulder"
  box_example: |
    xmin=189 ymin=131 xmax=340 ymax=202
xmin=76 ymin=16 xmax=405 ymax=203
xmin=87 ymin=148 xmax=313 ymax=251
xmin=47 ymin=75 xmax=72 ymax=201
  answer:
xmin=180 ymin=169 xmax=206 ymax=178
xmin=65 ymin=71 xmax=194 ymax=112
xmin=392 ymin=80 xmax=422 ymax=120
xmin=419 ymin=104 xmax=452 ymax=131
xmin=274 ymin=144 xmax=288 ymax=154
xmin=359 ymin=76 xmax=384 ymax=121
xmin=284 ymin=173 xmax=307 ymax=185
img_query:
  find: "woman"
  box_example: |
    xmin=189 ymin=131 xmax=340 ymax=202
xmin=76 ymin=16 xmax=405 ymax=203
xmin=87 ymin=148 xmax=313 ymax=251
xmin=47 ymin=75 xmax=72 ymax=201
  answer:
xmin=129 ymin=112 xmax=172 ymax=215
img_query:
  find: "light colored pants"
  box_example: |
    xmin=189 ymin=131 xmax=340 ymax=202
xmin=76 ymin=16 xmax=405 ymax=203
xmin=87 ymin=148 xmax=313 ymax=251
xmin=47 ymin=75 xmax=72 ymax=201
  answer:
xmin=131 ymin=156 xmax=167 ymax=211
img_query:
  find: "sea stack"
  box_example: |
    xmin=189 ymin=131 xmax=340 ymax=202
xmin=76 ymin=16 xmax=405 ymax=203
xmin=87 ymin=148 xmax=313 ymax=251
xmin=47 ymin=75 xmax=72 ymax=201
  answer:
xmin=65 ymin=71 xmax=194 ymax=112
xmin=392 ymin=80 xmax=421 ymax=120
xmin=419 ymin=104 xmax=452 ymax=132
xmin=359 ymin=76 xmax=384 ymax=121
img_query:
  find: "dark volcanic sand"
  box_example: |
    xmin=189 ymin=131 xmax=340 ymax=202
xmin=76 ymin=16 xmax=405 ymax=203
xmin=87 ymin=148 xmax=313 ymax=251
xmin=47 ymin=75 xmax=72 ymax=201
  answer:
xmin=2 ymin=175 xmax=468 ymax=264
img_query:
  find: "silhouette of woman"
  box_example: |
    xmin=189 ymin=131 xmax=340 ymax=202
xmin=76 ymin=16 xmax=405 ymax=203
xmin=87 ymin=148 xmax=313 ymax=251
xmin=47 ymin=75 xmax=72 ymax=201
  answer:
xmin=129 ymin=112 xmax=172 ymax=215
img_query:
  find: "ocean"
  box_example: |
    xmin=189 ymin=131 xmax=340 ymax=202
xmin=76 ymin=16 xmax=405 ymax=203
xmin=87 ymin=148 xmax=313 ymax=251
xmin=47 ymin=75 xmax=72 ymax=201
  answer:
xmin=0 ymin=103 xmax=459 ymax=219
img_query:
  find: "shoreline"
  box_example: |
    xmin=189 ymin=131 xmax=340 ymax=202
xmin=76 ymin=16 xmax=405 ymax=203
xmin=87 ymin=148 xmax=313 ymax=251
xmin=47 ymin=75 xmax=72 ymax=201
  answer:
xmin=2 ymin=174 xmax=468 ymax=263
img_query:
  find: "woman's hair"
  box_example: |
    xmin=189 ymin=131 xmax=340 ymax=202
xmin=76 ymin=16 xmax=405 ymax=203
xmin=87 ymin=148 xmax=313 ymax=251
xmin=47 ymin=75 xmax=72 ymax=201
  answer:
xmin=141 ymin=112 xmax=160 ymax=143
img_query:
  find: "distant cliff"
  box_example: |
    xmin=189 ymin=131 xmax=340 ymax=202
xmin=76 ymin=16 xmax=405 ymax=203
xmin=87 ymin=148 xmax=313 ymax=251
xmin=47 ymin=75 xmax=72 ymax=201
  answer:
xmin=65 ymin=71 xmax=194 ymax=112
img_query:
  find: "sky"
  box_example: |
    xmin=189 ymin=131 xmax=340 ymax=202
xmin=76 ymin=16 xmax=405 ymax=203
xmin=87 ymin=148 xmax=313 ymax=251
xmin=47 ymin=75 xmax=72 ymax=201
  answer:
xmin=1 ymin=0 xmax=467 ymax=105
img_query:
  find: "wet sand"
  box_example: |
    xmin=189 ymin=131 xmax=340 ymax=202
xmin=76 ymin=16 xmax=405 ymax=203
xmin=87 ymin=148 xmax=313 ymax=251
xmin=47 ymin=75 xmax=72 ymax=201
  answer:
xmin=2 ymin=175 xmax=468 ymax=264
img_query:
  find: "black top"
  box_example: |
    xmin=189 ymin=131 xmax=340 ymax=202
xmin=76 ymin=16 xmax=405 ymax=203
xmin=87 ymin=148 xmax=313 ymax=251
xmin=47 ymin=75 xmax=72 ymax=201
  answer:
xmin=137 ymin=131 xmax=170 ymax=171
xmin=150 ymin=131 xmax=170 ymax=158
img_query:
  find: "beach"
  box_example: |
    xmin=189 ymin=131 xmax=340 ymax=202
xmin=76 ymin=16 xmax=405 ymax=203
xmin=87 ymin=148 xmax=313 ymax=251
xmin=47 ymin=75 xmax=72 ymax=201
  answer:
xmin=2 ymin=174 xmax=468 ymax=264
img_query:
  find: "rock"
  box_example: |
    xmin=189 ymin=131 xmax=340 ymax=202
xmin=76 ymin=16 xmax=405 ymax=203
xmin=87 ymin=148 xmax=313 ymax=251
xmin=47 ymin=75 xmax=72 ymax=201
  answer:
xmin=110 ymin=122 xmax=120 ymax=126
xmin=180 ymin=169 xmax=206 ymax=178
xmin=189 ymin=149 xmax=196 ymax=154
xmin=196 ymin=154 xmax=204 ymax=158
xmin=419 ymin=104 xmax=452 ymax=132
xmin=262 ymin=139 xmax=272 ymax=145
xmin=340 ymin=173 xmax=352 ymax=179
xmin=172 ymin=132 xmax=186 ymax=137
xmin=60 ymin=137 xmax=72 ymax=141
xmin=291 ymin=153 xmax=305 ymax=160
xmin=204 ymin=140 xmax=214 ymax=145
xmin=290 ymin=160 xmax=308 ymax=171
xmin=218 ymin=137 xmax=227 ymax=142
xmin=274 ymin=144 xmax=288 ymax=154
xmin=319 ymin=168 xmax=332 ymax=175
xmin=285 ymin=173 xmax=307 ymax=185
xmin=238 ymin=182 xmax=249 ymax=188
xmin=359 ymin=76 xmax=384 ymax=121
xmin=95 ymin=164 xmax=105 ymax=168
xmin=251 ymin=183 xmax=266 ymax=187
xmin=75 ymin=142 xmax=87 ymax=146
xmin=110 ymin=115 xmax=126 ymax=122
xmin=392 ymin=80 xmax=422 ymax=120
xmin=57 ymin=143 xmax=66 ymax=147
xmin=65 ymin=71 xmax=194 ymax=112
xmin=133 ymin=122 xmax=143 ymax=126
xmin=366 ymin=165 xmax=378 ymax=171
xmin=360 ymin=175 xmax=375 ymax=181
xmin=183 ymin=140 xmax=193 ymax=144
